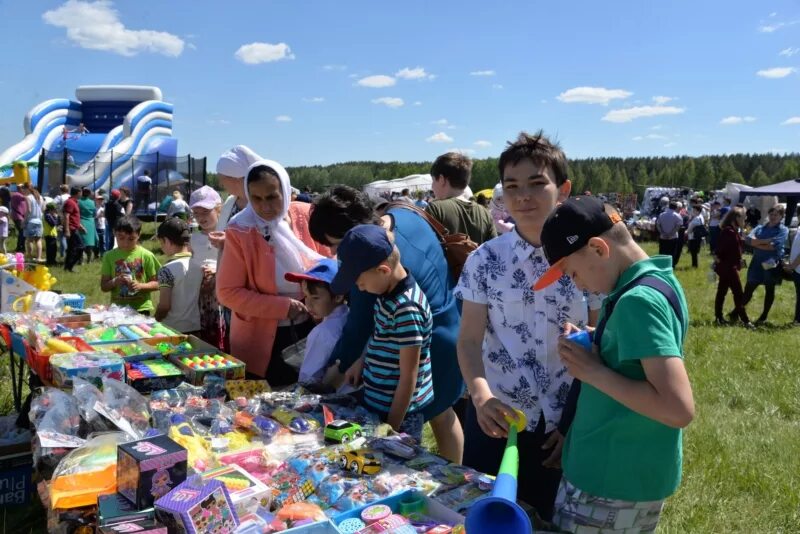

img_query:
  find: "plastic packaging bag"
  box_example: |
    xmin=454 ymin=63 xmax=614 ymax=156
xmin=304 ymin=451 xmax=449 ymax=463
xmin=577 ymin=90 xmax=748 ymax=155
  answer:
xmin=94 ymin=377 xmax=151 ymax=440
xmin=49 ymin=432 xmax=126 ymax=509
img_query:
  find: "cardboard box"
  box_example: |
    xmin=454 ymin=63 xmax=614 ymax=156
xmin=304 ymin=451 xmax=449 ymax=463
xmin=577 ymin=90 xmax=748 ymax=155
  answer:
xmin=118 ymin=435 xmax=188 ymax=510
xmin=93 ymin=340 xmax=164 ymax=362
xmin=155 ymin=477 xmax=239 ymax=534
xmin=167 ymin=352 xmax=245 ymax=386
xmin=98 ymin=492 xmax=155 ymax=526
xmin=98 ymin=518 xmax=168 ymax=534
xmin=49 ymin=351 xmax=125 ymax=388
xmin=125 ymin=359 xmax=185 ymax=393
xmin=196 ymin=464 xmax=271 ymax=517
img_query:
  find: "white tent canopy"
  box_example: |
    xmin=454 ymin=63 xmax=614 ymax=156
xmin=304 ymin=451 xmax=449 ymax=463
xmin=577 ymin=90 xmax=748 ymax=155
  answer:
xmin=363 ymin=174 xmax=432 ymax=200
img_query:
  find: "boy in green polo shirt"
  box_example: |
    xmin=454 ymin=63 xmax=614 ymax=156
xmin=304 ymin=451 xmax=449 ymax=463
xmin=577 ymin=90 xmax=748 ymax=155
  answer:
xmin=534 ymin=196 xmax=694 ymax=533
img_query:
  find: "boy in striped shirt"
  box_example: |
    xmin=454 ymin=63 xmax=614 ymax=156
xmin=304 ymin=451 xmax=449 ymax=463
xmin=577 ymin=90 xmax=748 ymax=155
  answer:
xmin=331 ymin=224 xmax=434 ymax=441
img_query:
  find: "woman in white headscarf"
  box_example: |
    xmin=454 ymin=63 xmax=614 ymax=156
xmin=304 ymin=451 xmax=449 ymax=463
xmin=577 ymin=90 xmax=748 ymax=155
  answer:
xmin=489 ymin=182 xmax=514 ymax=234
xmin=213 ymin=145 xmax=261 ymax=246
xmin=217 ymin=160 xmax=322 ymax=384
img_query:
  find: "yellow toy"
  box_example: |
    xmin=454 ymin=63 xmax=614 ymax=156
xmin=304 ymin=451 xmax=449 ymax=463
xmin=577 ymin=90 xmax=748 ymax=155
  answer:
xmin=20 ymin=265 xmax=57 ymax=291
xmin=0 ymin=161 xmax=31 ymax=187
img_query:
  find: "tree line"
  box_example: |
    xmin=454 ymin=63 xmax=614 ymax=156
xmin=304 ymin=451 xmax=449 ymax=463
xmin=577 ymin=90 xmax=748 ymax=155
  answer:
xmin=206 ymin=153 xmax=800 ymax=196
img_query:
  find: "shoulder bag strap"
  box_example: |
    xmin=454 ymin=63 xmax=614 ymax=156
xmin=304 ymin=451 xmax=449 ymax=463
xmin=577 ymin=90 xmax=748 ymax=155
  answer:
xmin=385 ymin=201 xmax=451 ymax=238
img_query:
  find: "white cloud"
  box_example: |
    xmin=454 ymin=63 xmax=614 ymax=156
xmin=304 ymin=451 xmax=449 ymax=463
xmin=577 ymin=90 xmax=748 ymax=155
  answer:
xmin=431 ymin=119 xmax=449 ymax=126
xmin=303 ymin=97 xmax=325 ymax=103
xmin=651 ymin=124 xmax=663 ymax=130
xmin=395 ymin=67 xmax=434 ymax=80
xmin=426 ymin=132 xmax=454 ymax=143
xmin=602 ymin=105 xmax=686 ymax=123
xmin=664 ymin=142 xmax=677 ymax=148
xmin=371 ymin=97 xmax=404 ymax=108
xmin=632 ymin=133 xmax=668 ymax=141
xmin=275 ymin=115 xmax=292 ymax=122
xmin=758 ymin=20 xmax=799 ymax=33
xmin=782 ymin=116 xmax=800 ymax=125
xmin=779 ymin=47 xmax=800 ymax=57
xmin=42 ymin=0 xmax=185 ymax=57
xmin=720 ymin=116 xmax=757 ymax=125
xmin=412 ymin=101 xmax=422 ymax=106
xmin=323 ymin=64 xmax=347 ymax=71
xmin=557 ymin=86 xmax=633 ymax=105
xmin=652 ymin=96 xmax=674 ymax=105
xmin=235 ymin=42 xmax=294 ymax=64
xmin=756 ymin=67 xmax=796 ymax=78
xmin=356 ymin=75 xmax=396 ymax=88
xmin=492 ymin=84 xmax=504 ymax=89
xmin=474 ymin=140 xmax=492 ymax=148
xmin=470 ymin=70 xmax=496 ymax=76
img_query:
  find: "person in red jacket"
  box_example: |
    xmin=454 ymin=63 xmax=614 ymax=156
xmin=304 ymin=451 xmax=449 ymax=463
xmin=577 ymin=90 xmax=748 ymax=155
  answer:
xmin=713 ymin=206 xmax=754 ymax=328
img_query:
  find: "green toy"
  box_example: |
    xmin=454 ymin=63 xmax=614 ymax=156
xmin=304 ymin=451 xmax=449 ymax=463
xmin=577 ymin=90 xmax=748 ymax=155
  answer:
xmin=324 ymin=420 xmax=363 ymax=443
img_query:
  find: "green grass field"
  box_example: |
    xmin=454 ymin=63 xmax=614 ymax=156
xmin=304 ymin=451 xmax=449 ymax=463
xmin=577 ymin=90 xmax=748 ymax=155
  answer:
xmin=1 ymin=229 xmax=798 ymax=532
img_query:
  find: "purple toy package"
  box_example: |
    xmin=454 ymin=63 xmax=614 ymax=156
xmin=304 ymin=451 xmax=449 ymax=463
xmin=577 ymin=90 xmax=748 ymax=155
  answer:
xmin=155 ymin=477 xmax=239 ymax=534
xmin=117 ymin=435 xmax=188 ymax=510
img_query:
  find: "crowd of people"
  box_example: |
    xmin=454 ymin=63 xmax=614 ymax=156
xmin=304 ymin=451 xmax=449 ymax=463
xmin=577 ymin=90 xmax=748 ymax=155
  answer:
xmin=5 ymin=130 xmax=798 ymax=532
xmin=655 ymin=194 xmax=799 ymax=326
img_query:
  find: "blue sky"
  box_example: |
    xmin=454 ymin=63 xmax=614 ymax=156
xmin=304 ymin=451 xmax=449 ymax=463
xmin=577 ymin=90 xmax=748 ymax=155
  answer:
xmin=0 ymin=0 xmax=798 ymax=166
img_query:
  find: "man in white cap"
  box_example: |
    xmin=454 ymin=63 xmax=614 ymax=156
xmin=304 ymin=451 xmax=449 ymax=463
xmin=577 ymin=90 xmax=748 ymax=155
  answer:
xmin=215 ymin=145 xmax=262 ymax=236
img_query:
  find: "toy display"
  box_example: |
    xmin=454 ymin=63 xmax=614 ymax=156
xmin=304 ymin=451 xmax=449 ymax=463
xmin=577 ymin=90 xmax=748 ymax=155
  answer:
xmin=118 ymin=435 xmax=188 ymax=510
xmin=1 ymin=305 xmax=495 ymax=533
xmin=154 ymin=477 xmax=239 ymax=534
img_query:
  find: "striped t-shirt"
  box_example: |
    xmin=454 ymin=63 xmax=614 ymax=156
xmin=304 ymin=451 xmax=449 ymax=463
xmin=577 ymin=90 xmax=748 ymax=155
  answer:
xmin=363 ymin=274 xmax=434 ymax=414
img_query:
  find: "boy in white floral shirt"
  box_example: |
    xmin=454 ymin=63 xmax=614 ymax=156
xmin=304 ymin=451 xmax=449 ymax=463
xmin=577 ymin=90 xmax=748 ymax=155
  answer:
xmin=455 ymin=131 xmax=601 ymax=521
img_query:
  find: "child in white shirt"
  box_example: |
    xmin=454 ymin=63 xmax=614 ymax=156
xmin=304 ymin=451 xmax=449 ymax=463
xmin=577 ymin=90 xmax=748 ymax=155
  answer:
xmin=285 ymin=258 xmax=349 ymax=389
xmin=155 ymin=218 xmax=201 ymax=333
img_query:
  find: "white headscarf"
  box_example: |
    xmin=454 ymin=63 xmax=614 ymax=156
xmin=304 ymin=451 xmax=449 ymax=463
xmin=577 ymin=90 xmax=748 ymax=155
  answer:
xmin=216 ymin=145 xmax=261 ymax=178
xmin=229 ymin=159 xmax=323 ymax=296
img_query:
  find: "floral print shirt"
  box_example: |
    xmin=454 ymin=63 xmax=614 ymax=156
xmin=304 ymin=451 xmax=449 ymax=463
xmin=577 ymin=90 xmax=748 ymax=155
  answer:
xmin=454 ymin=229 xmax=603 ymax=432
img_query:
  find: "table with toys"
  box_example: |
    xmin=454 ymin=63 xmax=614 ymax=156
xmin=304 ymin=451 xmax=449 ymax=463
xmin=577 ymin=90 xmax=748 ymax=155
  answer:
xmin=0 ymin=300 xmax=544 ymax=534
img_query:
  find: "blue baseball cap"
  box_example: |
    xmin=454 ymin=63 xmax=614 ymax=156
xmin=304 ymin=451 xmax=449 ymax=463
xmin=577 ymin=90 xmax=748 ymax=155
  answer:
xmin=330 ymin=224 xmax=393 ymax=295
xmin=285 ymin=258 xmax=339 ymax=285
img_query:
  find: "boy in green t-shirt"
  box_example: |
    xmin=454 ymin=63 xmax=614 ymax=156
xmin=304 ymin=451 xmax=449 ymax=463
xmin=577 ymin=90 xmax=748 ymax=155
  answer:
xmin=100 ymin=216 xmax=161 ymax=314
xmin=534 ymin=196 xmax=694 ymax=533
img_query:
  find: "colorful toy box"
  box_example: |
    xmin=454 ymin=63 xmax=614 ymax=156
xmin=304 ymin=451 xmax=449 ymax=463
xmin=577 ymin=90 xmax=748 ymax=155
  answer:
xmin=121 ymin=322 xmax=182 ymax=340
xmin=98 ymin=518 xmax=168 ymax=534
xmin=98 ymin=492 xmax=155 ymax=526
xmin=95 ymin=341 xmax=163 ymax=362
xmin=168 ymin=353 xmax=246 ymax=386
xmin=118 ymin=435 xmax=188 ymax=510
xmin=49 ymin=351 xmax=124 ymax=388
xmin=155 ymin=477 xmax=239 ymax=534
xmin=126 ymin=359 xmax=185 ymax=393
xmin=197 ymin=464 xmax=271 ymax=517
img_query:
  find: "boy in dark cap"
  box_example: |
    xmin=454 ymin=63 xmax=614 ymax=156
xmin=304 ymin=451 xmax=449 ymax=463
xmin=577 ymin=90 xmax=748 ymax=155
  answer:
xmin=331 ymin=224 xmax=433 ymax=442
xmin=535 ymin=196 xmax=694 ymax=533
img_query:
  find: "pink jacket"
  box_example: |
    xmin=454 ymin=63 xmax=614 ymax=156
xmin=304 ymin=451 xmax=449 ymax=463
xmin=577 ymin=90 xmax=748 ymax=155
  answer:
xmin=217 ymin=226 xmax=289 ymax=377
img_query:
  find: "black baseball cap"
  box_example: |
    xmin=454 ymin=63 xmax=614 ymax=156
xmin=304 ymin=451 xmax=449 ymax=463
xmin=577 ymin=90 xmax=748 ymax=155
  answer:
xmin=534 ymin=196 xmax=623 ymax=290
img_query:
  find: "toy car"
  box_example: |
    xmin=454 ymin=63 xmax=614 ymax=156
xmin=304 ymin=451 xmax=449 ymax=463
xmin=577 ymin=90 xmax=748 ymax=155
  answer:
xmin=339 ymin=448 xmax=381 ymax=475
xmin=324 ymin=420 xmax=363 ymax=443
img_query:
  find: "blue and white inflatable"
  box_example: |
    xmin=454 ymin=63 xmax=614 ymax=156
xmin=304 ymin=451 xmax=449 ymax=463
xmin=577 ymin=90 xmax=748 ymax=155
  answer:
xmin=0 ymin=85 xmax=177 ymax=192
